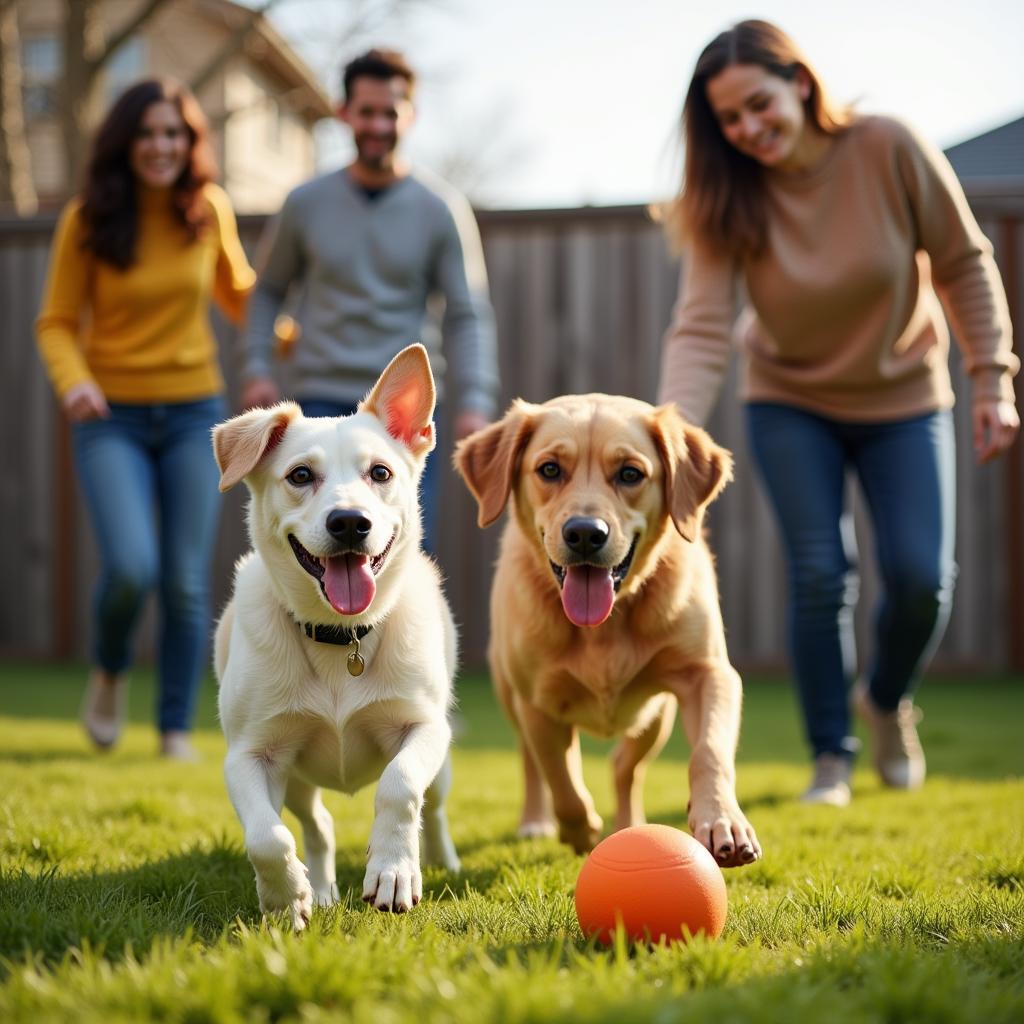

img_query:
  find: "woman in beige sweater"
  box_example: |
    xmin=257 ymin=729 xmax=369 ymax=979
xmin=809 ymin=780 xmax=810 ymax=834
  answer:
xmin=659 ymin=20 xmax=1019 ymax=805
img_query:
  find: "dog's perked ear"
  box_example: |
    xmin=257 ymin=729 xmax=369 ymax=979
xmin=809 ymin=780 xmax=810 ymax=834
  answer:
xmin=650 ymin=405 xmax=734 ymax=542
xmin=212 ymin=402 xmax=301 ymax=492
xmin=453 ymin=401 xmax=536 ymax=527
xmin=360 ymin=343 xmax=436 ymax=457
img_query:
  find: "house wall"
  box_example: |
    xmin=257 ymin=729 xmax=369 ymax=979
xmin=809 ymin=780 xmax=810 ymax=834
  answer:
xmin=222 ymin=62 xmax=317 ymax=213
xmin=13 ymin=0 xmax=321 ymax=212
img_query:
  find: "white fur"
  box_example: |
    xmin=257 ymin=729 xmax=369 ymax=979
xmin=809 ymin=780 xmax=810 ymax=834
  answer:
xmin=213 ymin=346 xmax=460 ymax=930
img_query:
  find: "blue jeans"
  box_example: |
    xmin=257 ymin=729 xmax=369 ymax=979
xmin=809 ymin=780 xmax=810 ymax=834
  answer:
xmin=745 ymin=403 xmax=957 ymax=760
xmin=72 ymin=396 xmax=227 ymax=733
xmin=298 ymin=398 xmax=442 ymax=556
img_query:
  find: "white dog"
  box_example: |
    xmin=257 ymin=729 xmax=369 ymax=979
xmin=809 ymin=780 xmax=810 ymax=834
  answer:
xmin=212 ymin=344 xmax=460 ymax=930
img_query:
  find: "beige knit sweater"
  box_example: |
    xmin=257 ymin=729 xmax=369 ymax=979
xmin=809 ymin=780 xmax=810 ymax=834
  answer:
xmin=658 ymin=115 xmax=1018 ymax=426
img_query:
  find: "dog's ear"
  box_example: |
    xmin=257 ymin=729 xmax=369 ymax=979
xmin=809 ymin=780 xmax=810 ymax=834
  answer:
xmin=212 ymin=402 xmax=301 ymax=492
xmin=650 ymin=404 xmax=733 ymax=542
xmin=453 ymin=401 xmax=535 ymax=527
xmin=360 ymin=343 xmax=436 ymax=456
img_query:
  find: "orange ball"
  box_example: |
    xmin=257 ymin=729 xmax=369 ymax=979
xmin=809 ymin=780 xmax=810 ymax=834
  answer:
xmin=574 ymin=824 xmax=727 ymax=944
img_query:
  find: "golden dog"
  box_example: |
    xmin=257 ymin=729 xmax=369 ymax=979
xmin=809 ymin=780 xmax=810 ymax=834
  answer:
xmin=454 ymin=394 xmax=761 ymax=868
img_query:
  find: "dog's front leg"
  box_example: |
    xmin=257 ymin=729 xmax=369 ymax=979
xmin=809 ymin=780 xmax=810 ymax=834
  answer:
xmin=364 ymin=718 xmax=452 ymax=912
xmin=678 ymin=665 xmax=762 ymax=868
xmin=517 ymin=699 xmax=603 ymax=853
xmin=224 ymin=747 xmax=313 ymax=930
xmin=420 ymin=751 xmax=461 ymax=873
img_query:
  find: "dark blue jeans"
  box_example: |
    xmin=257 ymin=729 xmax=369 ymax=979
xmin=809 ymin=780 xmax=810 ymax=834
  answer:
xmin=72 ymin=396 xmax=226 ymax=733
xmin=745 ymin=403 xmax=957 ymax=759
xmin=298 ymin=398 xmax=442 ymax=556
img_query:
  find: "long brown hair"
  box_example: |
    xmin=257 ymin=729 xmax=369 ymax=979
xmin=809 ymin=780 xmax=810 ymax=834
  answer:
xmin=665 ymin=20 xmax=853 ymax=259
xmin=80 ymin=78 xmax=217 ymax=269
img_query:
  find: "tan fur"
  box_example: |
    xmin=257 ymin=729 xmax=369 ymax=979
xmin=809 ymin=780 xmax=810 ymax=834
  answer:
xmin=454 ymin=393 xmax=761 ymax=867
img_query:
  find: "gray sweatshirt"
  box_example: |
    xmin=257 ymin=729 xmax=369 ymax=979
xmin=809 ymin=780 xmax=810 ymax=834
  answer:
xmin=243 ymin=168 xmax=499 ymax=415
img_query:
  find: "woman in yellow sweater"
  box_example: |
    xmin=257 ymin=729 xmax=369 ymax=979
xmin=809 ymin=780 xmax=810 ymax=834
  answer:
xmin=658 ymin=21 xmax=1019 ymax=806
xmin=36 ymin=79 xmax=255 ymax=759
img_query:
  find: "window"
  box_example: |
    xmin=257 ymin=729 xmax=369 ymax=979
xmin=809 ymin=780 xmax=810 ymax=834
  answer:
xmin=104 ymin=37 xmax=145 ymax=105
xmin=22 ymin=35 xmax=61 ymax=120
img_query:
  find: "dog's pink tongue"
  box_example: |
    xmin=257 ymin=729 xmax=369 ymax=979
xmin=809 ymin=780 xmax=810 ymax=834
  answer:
xmin=323 ymin=554 xmax=375 ymax=615
xmin=561 ymin=565 xmax=615 ymax=626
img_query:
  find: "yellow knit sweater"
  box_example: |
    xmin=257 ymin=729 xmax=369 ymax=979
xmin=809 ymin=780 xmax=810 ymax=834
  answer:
xmin=36 ymin=182 xmax=255 ymax=402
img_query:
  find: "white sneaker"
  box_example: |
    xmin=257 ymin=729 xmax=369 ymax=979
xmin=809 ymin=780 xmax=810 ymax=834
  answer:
xmin=80 ymin=669 xmax=128 ymax=750
xmin=160 ymin=731 xmax=200 ymax=762
xmin=801 ymin=753 xmax=852 ymax=806
xmin=853 ymin=679 xmax=926 ymax=789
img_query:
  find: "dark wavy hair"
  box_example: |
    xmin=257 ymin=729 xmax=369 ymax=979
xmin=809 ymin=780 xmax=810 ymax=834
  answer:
xmin=665 ymin=20 xmax=853 ymax=259
xmin=80 ymin=78 xmax=217 ymax=269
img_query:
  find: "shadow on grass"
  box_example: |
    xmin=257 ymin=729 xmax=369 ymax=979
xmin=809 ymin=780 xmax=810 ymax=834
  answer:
xmin=0 ymin=839 xmax=505 ymax=973
xmin=0 ymin=841 xmax=256 ymax=969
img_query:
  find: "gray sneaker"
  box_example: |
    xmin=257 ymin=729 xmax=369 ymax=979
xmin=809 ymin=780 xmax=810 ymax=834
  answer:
xmin=852 ymin=679 xmax=925 ymax=789
xmin=801 ymin=752 xmax=852 ymax=806
xmin=80 ymin=669 xmax=128 ymax=750
xmin=160 ymin=731 xmax=201 ymax=762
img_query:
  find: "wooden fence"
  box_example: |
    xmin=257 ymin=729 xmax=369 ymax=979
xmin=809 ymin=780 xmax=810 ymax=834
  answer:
xmin=1 ymin=199 xmax=1022 ymax=672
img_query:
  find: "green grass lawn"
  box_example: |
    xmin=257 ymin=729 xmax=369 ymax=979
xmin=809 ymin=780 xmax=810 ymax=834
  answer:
xmin=1 ymin=663 xmax=1022 ymax=1022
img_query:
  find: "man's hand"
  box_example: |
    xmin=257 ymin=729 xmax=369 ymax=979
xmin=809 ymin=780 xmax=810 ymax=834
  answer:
xmin=242 ymin=376 xmax=281 ymax=411
xmin=63 ymin=381 xmax=110 ymax=423
xmin=454 ymin=410 xmax=490 ymax=442
xmin=973 ymin=398 xmax=1020 ymax=464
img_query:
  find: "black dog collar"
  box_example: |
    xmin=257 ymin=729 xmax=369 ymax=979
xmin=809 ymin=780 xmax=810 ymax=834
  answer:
xmin=301 ymin=622 xmax=373 ymax=646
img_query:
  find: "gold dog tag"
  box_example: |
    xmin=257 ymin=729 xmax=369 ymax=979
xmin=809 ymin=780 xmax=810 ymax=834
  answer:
xmin=347 ymin=637 xmax=364 ymax=677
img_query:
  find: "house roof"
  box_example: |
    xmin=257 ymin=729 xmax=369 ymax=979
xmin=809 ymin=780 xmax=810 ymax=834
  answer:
xmin=944 ymin=114 xmax=1024 ymax=196
xmin=197 ymin=0 xmax=334 ymax=122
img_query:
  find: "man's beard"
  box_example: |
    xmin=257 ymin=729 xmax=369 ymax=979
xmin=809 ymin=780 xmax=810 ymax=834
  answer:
xmin=355 ymin=135 xmax=396 ymax=170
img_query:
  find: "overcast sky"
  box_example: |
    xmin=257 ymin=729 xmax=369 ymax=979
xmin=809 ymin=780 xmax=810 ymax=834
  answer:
xmin=270 ymin=0 xmax=1024 ymax=208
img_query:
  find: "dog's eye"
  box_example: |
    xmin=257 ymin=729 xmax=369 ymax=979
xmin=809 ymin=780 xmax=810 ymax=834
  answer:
xmin=618 ymin=466 xmax=644 ymax=485
xmin=369 ymin=464 xmax=392 ymax=483
xmin=286 ymin=465 xmax=315 ymax=486
xmin=538 ymin=461 xmax=561 ymax=480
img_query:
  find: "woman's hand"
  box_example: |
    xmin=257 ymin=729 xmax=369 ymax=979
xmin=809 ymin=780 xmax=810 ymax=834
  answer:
xmin=454 ymin=410 xmax=490 ymax=442
xmin=973 ymin=398 xmax=1020 ymax=463
xmin=241 ymin=375 xmax=281 ymax=411
xmin=63 ymin=382 xmax=110 ymax=423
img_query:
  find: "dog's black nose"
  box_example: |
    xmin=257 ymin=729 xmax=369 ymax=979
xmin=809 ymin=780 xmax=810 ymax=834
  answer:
xmin=562 ymin=517 xmax=609 ymax=558
xmin=326 ymin=508 xmax=372 ymax=547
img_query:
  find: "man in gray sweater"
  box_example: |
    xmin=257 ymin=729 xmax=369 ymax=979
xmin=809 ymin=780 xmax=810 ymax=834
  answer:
xmin=240 ymin=48 xmax=499 ymax=552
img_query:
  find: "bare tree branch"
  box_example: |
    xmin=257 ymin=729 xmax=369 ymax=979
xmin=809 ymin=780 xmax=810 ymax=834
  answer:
xmin=91 ymin=0 xmax=173 ymax=74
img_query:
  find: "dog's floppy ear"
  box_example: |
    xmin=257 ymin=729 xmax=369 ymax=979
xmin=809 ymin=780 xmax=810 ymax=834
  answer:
xmin=212 ymin=402 xmax=301 ymax=492
xmin=360 ymin=343 xmax=436 ymax=456
xmin=454 ymin=400 xmax=536 ymax=527
xmin=650 ymin=404 xmax=733 ymax=542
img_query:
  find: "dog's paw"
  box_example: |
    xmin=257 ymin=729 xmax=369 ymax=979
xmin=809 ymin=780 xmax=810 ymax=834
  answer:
xmin=255 ymin=856 xmax=314 ymax=931
xmin=558 ymin=811 xmax=604 ymax=854
xmin=312 ymin=881 xmax=340 ymax=907
xmin=420 ymin=807 xmax=461 ymax=873
xmin=688 ymin=801 xmax=762 ymax=868
xmin=421 ymin=831 xmax=461 ymax=874
xmin=517 ymin=819 xmax=557 ymax=840
xmin=363 ymin=854 xmax=423 ymax=912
